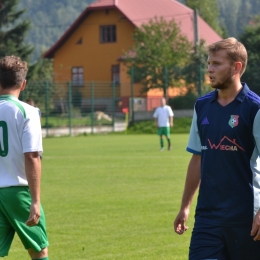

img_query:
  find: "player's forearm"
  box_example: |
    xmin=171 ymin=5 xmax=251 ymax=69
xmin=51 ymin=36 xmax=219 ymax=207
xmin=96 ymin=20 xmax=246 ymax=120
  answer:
xmin=170 ymin=117 xmax=173 ymax=126
xmin=24 ymin=152 xmax=41 ymax=203
xmin=180 ymin=154 xmax=201 ymax=211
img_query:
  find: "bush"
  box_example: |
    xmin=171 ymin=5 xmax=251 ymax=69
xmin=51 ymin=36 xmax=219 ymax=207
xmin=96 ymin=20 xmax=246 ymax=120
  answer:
xmin=127 ymin=117 xmax=192 ymax=134
xmin=168 ymin=90 xmax=198 ymax=109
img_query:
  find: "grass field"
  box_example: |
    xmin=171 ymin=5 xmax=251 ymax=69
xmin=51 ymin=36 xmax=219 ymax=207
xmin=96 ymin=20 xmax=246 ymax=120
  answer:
xmin=8 ymin=134 xmax=197 ymax=260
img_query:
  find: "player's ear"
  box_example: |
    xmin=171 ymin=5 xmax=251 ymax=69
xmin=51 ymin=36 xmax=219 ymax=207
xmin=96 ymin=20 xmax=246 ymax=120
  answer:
xmin=20 ymin=80 xmax=27 ymax=91
xmin=233 ymin=61 xmax=242 ymax=75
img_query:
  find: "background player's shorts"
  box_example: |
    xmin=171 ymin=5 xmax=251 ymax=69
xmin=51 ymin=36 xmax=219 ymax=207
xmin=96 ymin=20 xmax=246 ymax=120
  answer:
xmin=157 ymin=127 xmax=170 ymax=136
xmin=189 ymin=222 xmax=260 ymax=260
xmin=0 ymin=186 xmax=49 ymax=257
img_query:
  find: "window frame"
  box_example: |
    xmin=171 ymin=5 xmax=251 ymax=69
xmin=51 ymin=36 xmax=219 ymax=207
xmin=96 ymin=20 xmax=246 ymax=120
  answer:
xmin=71 ymin=66 xmax=84 ymax=87
xmin=100 ymin=25 xmax=117 ymax=43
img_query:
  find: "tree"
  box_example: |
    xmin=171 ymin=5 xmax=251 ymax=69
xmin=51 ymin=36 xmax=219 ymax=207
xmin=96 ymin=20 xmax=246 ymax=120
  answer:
xmin=22 ymin=58 xmax=54 ymax=104
xmin=125 ymin=17 xmax=192 ymax=97
xmin=237 ymin=0 xmax=251 ymax=37
xmin=250 ymin=0 xmax=260 ymax=16
xmin=219 ymin=0 xmax=240 ymax=37
xmin=0 ymin=0 xmax=33 ymax=60
xmin=240 ymin=17 xmax=260 ymax=95
xmin=20 ymin=0 xmax=93 ymax=61
xmin=185 ymin=0 xmax=223 ymax=36
xmin=182 ymin=40 xmax=210 ymax=96
xmin=0 ymin=0 xmax=54 ymax=105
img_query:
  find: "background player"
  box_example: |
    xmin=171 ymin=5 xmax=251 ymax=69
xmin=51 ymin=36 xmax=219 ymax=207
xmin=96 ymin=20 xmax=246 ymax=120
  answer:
xmin=153 ymin=97 xmax=174 ymax=151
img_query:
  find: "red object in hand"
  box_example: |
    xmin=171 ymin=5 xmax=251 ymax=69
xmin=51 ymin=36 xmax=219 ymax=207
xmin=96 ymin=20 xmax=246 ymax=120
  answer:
xmin=122 ymin=107 xmax=129 ymax=114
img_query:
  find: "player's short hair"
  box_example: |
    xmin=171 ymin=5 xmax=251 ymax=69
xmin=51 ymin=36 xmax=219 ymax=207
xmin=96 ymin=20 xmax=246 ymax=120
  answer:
xmin=207 ymin=37 xmax=247 ymax=76
xmin=0 ymin=56 xmax=28 ymax=89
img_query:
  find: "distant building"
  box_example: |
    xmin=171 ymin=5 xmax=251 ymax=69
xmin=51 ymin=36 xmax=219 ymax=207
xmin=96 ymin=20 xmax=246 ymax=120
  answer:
xmin=43 ymin=0 xmax=222 ymax=113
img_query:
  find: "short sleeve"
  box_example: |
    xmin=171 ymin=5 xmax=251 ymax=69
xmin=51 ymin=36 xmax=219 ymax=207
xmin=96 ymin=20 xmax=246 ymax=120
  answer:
xmin=22 ymin=107 xmax=43 ymax=153
xmin=168 ymin=106 xmax=174 ymax=117
xmin=186 ymin=108 xmax=201 ymax=155
xmin=253 ymin=109 xmax=260 ymax=154
xmin=153 ymin=108 xmax=158 ymax=118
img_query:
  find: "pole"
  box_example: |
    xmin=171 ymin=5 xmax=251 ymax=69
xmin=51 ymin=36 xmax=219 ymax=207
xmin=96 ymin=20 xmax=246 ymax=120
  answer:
xmin=164 ymin=66 xmax=168 ymax=98
xmin=194 ymin=9 xmax=199 ymax=47
xmin=68 ymin=82 xmax=72 ymax=136
xmin=130 ymin=67 xmax=134 ymax=122
xmin=45 ymin=81 xmax=49 ymax=137
xmin=112 ymin=81 xmax=115 ymax=132
xmin=91 ymin=81 xmax=94 ymax=134
xmin=194 ymin=9 xmax=202 ymax=96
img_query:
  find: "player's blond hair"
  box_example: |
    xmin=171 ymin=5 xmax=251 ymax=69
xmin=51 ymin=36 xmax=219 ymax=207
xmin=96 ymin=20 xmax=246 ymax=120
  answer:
xmin=207 ymin=37 xmax=247 ymax=76
xmin=0 ymin=56 xmax=28 ymax=89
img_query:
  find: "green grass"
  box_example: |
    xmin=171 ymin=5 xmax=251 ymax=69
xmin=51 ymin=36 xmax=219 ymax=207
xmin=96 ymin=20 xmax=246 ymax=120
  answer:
xmin=8 ymin=134 xmax=197 ymax=260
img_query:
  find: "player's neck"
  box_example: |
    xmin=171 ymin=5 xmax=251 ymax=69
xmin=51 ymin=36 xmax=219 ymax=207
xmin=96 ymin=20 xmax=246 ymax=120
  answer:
xmin=217 ymin=81 xmax=243 ymax=106
xmin=0 ymin=89 xmax=20 ymax=98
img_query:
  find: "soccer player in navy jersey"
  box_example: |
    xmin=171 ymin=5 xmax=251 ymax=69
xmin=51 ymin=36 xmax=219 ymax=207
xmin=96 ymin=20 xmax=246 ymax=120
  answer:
xmin=173 ymin=37 xmax=260 ymax=259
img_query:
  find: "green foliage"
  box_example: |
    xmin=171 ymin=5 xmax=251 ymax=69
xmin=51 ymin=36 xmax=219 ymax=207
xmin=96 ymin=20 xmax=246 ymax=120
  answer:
xmin=168 ymin=90 xmax=198 ymax=109
xmin=185 ymin=0 xmax=223 ymax=36
xmin=236 ymin=0 xmax=251 ymax=37
xmin=71 ymin=88 xmax=82 ymax=108
xmin=22 ymin=58 xmax=54 ymax=104
xmin=181 ymin=40 xmax=208 ymax=96
xmin=0 ymin=1 xmax=54 ymax=101
xmin=218 ymin=0 xmax=260 ymax=38
xmin=126 ymin=17 xmax=192 ymax=96
xmin=127 ymin=117 xmax=192 ymax=134
xmin=0 ymin=0 xmax=33 ymax=60
xmin=240 ymin=19 xmax=260 ymax=95
xmin=20 ymin=0 xmax=93 ymax=62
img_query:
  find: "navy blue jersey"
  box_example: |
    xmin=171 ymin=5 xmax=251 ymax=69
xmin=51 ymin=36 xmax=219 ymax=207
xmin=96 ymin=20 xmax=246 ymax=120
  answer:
xmin=187 ymin=83 xmax=260 ymax=226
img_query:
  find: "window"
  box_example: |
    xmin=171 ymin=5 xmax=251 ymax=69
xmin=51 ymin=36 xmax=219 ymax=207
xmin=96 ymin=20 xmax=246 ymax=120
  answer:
xmin=100 ymin=25 xmax=116 ymax=43
xmin=111 ymin=65 xmax=120 ymax=85
xmin=72 ymin=67 xmax=84 ymax=86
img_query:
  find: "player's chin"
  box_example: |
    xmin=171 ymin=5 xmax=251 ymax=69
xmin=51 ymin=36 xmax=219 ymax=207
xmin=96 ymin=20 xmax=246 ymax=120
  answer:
xmin=210 ymin=83 xmax=218 ymax=89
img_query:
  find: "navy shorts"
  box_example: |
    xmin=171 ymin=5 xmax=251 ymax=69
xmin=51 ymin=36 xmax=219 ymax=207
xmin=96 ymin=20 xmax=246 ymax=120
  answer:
xmin=189 ymin=222 xmax=260 ymax=260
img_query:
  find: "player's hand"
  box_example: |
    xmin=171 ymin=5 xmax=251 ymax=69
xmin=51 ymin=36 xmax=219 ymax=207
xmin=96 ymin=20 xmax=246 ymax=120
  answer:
xmin=173 ymin=209 xmax=189 ymax=235
xmin=251 ymin=210 xmax=260 ymax=241
xmin=26 ymin=202 xmax=41 ymax=227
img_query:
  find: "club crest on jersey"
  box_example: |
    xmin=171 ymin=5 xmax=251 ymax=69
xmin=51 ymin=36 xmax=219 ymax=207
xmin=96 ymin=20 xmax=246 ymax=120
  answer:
xmin=228 ymin=115 xmax=239 ymax=128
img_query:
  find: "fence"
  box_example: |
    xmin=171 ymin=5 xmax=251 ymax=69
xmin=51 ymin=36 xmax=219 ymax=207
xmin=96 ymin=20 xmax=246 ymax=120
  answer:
xmin=20 ymin=81 xmax=148 ymax=136
xmin=20 ymin=79 xmax=195 ymax=137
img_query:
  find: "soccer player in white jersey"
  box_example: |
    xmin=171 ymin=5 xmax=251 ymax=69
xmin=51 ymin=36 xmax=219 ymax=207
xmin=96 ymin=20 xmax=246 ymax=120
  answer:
xmin=153 ymin=97 xmax=174 ymax=151
xmin=0 ymin=56 xmax=49 ymax=260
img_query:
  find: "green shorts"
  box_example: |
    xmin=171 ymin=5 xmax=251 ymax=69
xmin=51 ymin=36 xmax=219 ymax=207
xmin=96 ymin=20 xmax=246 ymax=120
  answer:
xmin=157 ymin=127 xmax=170 ymax=136
xmin=0 ymin=186 xmax=49 ymax=257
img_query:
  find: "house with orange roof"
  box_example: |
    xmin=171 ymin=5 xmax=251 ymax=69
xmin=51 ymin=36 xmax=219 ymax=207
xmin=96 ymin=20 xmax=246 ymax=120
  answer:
xmin=43 ymin=0 xmax=222 ymax=114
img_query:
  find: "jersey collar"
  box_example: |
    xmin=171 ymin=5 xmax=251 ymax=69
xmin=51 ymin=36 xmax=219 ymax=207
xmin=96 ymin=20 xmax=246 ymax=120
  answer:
xmin=210 ymin=82 xmax=249 ymax=103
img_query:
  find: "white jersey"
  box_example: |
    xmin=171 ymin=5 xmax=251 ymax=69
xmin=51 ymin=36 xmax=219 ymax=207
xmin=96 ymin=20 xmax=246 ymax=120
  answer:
xmin=153 ymin=105 xmax=174 ymax=127
xmin=0 ymin=95 xmax=43 ymax=188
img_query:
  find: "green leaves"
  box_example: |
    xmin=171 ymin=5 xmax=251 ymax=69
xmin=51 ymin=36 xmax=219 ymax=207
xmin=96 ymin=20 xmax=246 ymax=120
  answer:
xmin=0 ymin=0 xmax=33 ymax=61
xmin=240 ymin=18 xmax=260 ymax=95
xmin=125 ymin=17 xmax=192 ymax=96
xmin=186 ymin=0 xmax=223 ymax=36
